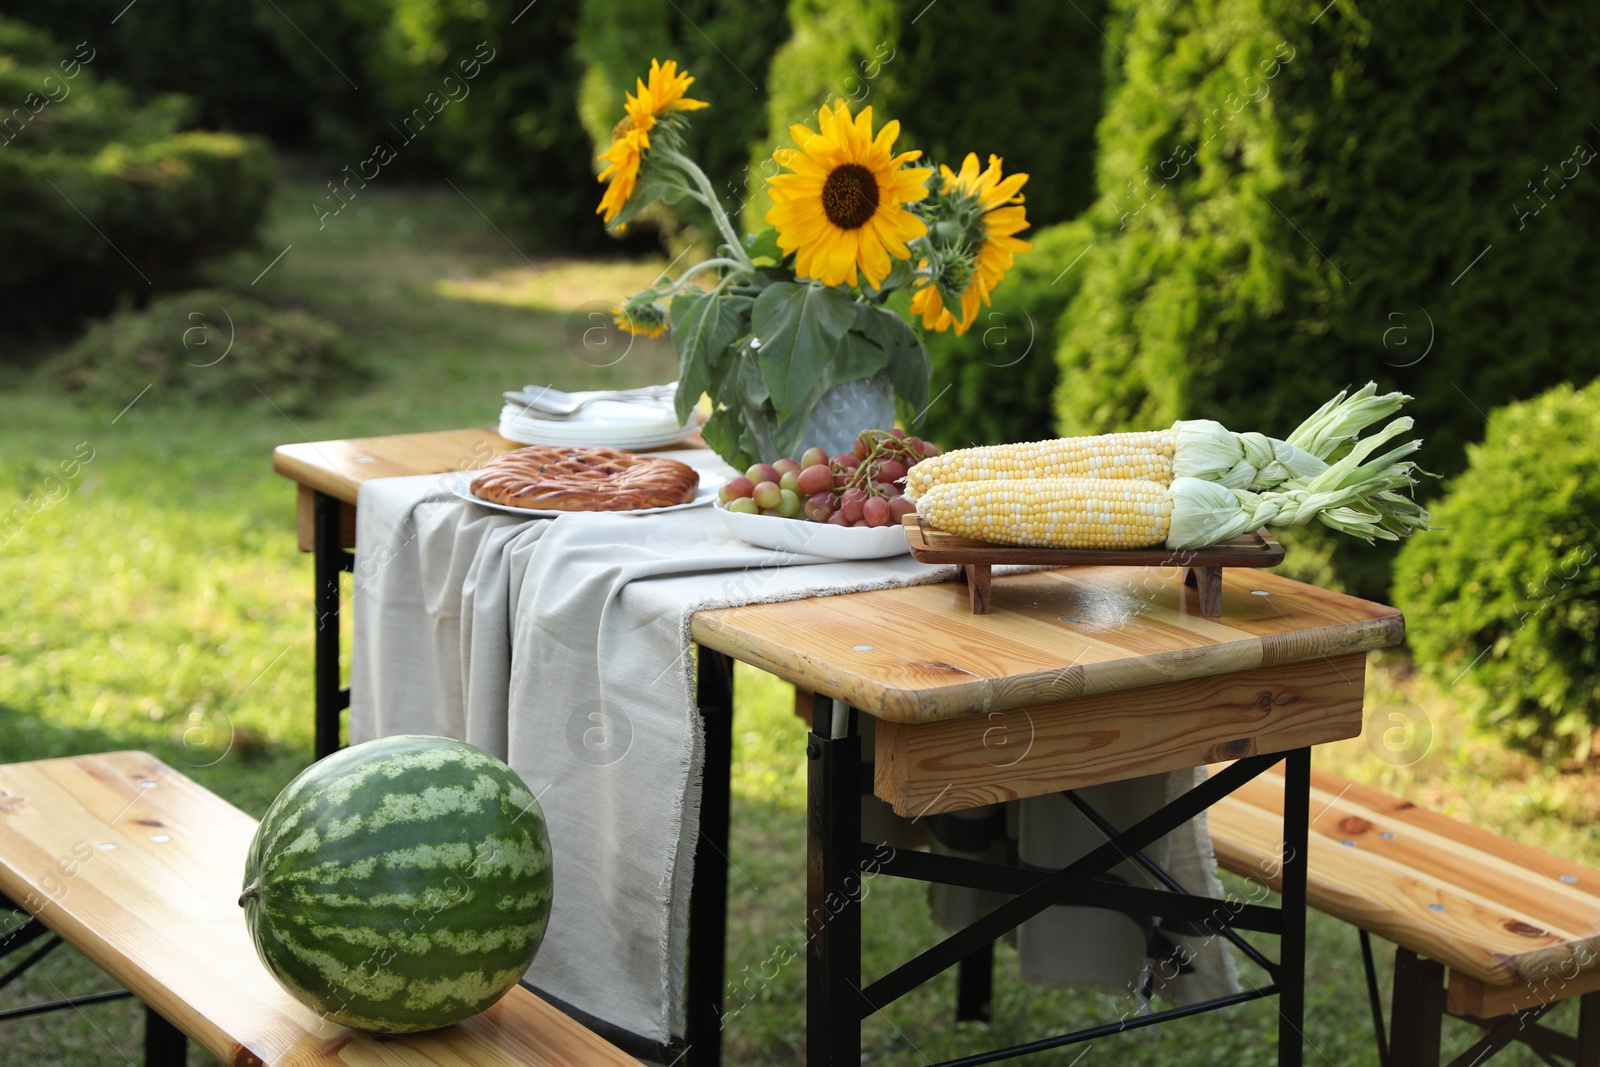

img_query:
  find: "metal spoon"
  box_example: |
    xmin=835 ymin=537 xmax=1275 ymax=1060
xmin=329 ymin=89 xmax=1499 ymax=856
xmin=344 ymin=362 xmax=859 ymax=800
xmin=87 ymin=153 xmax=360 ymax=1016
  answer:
xmin=503 ymin=384 xmax=676 ymax=419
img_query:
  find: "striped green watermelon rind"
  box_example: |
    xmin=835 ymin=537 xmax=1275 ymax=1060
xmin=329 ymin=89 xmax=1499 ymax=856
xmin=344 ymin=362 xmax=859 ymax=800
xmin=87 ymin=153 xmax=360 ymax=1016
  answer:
xmin=239 ymin=735 xmax=552 ymax=1033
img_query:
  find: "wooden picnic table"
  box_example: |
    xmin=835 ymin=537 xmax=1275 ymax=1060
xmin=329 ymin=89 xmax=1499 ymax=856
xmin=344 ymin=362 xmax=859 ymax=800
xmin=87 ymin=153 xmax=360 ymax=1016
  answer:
xmin=274 ymin=427 xmax=1404 ymax=1066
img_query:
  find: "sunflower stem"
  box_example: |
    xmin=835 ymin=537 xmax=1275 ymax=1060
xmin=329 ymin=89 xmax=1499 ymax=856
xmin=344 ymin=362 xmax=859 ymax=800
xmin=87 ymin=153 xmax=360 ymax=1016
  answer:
xmin=661 ymin=257 xmax=749 ymax=292
xmin=659 ymin=148 xmax=753 ymax=270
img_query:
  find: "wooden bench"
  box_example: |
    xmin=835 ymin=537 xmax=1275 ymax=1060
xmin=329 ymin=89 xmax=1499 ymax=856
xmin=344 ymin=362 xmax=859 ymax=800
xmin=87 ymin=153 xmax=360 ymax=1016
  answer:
xmin=1209 ymin=763 xmax=1600 ymax=1067
xmin=0 ymin=751 xmax=640 ymax=1067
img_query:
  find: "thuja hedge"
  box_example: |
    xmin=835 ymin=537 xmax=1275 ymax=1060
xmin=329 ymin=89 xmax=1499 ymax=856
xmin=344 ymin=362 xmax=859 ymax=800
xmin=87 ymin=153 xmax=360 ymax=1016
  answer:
xmin=1049 ymin=0 xmax=1600 ymax=595
xmin=1395 ymin=379 xmax=1600 ymax=760
xmin=0 ymin=19 xmax=273 ymax=328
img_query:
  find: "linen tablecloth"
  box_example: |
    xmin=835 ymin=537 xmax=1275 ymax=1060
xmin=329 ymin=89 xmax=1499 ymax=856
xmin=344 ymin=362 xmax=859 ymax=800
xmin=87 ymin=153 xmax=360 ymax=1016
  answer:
xmin=349 ymin=449 xmax=1235 ymax=1042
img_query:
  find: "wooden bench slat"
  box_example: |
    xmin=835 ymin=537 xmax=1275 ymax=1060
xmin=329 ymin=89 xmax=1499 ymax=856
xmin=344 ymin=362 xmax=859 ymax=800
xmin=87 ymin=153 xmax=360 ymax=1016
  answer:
xmin=1302 ymin=769 xmax=1600 ymax=904
xmin=1208 ymin=763 xmax=1600 ymax=990
xmin=1222 ymin=772 xmax=1600 ymax=932
xmin=0 ymin=752 xmax=639 ymax=1067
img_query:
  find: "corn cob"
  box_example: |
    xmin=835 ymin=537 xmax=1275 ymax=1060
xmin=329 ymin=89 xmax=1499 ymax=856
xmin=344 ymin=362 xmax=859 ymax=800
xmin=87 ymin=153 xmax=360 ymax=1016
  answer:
xmin=917 ymin=429 xmax=1431 ymax=551
xmin=904 ymin=383 xmax=1413 ymax=502
xmin=914 ymin=477 xmax=1173 ymax=549
xmin=904 ymin=431 xmax=1177 ymax=501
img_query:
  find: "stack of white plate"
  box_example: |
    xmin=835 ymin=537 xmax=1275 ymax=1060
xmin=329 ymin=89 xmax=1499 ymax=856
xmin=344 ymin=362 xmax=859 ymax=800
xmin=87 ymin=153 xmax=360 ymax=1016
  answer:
xmin=498 ymin=386 xmax=696 ymax=450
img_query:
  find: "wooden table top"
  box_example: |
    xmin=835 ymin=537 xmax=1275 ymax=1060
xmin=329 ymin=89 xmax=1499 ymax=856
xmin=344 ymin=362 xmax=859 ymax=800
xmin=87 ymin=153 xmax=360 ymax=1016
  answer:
xmin=0 ymin=752 xmax=639 ymax=1067
xmin=273 ymin=428 xmax=525 ymax=506
xmin=692 ymin=567 xmax=1403 ymax=724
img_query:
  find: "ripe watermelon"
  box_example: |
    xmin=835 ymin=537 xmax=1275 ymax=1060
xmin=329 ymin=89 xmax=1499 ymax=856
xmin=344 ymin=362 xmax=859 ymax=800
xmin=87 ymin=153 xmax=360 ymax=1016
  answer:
xmin=238 ymin=735 xmax=552 ymax=1033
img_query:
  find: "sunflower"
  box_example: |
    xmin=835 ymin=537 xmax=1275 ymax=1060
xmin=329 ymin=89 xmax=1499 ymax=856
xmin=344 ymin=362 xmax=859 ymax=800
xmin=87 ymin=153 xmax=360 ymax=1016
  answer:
xmin=614 ymin=298 xmax=670 ymax=338
xmin=909 ymin=154 xmax=1031 ymax=335
xmin=765 ymin=102 xmax=933 ymax=288
xmin=596 ymin=59 xmax=709 ymax=226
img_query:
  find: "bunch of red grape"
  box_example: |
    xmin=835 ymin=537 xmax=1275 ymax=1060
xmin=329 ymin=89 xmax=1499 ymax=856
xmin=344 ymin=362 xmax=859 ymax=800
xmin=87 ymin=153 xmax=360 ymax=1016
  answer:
xmin=717 ymin=429 xmax=940 ymax=528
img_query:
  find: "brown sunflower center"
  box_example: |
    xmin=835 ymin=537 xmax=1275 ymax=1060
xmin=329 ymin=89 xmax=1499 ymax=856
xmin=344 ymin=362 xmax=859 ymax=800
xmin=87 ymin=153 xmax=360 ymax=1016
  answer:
xmin=821 ymin=163 xmax=880 ymax=229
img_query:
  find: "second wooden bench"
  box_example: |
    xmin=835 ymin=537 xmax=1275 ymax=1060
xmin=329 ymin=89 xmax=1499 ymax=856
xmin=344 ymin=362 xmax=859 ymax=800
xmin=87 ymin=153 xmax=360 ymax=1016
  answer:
xmin=1209 ymin=763 xmax=1600 ymax=1067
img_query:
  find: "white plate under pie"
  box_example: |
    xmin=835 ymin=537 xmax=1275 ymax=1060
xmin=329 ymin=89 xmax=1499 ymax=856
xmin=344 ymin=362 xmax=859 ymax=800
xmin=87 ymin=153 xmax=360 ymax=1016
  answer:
xmin=450 ymin=472 xmax=726 ymax=518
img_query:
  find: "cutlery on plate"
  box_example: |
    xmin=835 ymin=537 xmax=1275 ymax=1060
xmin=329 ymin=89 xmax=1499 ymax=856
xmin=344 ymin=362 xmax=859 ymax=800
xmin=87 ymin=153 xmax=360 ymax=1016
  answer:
xmin=502 ymin=384 xmax=676 ymax=418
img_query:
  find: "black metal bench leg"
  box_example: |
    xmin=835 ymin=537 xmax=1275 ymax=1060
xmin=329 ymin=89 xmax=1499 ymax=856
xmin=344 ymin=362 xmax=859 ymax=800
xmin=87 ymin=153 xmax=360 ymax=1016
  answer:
xmin=1359 ymin=930 xmax=1390 ymax=1067
xmin=807 ymin=695 xmax=862 ymax=1066
xmin=1577 ymin=990 xmax=1600 ymax=1067
xmin=955 ymin=942 xmax=993 ymax=1023
xmin=143 ymin=1005 xmax=185 ymax=1067
xmin=1389 ymin=949 xmax=1446 ymax=1067
xmin=1278 ymin=747 xmax=1311 ymax=1067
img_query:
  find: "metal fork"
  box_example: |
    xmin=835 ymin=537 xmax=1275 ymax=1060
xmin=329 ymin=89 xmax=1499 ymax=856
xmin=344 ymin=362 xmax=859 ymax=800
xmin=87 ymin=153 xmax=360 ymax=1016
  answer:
xmin=502 ymin=385 xmax=675 ymax=419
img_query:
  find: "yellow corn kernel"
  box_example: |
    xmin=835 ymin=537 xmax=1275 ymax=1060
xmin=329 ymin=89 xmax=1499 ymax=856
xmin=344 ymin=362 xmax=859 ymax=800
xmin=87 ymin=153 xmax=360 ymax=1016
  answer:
xmin=904 ymin=431 xmax=1176 ymax=500
xmin=914 ymin=477 xmax=1173 ymax=549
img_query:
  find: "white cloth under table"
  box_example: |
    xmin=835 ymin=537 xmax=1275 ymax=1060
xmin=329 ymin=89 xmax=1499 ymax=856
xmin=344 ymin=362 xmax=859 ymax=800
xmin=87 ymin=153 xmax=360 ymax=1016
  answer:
xmin=349 ymin=450 xmax=1235 ymax=1043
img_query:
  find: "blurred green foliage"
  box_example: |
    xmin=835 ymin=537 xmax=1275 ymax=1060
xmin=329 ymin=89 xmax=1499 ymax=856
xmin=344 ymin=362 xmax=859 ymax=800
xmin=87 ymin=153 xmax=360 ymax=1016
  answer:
xmin=1395 ymin=379 xmax=1600 ymax=760
xmin=745 ymin=0 xmax=1109 ymax=450
xmin=1046 ymin=0 xmax=1600 ymax=596
xmin=0 ymin=18 xmax=274 ymax=328
xmin=576 ymin=0 xmax=790 ymax=245
xmin=2 ymin=0 xmax=313 ymax=141
xmin=887 ymin=0 xmax=1106 ymax=229
xmin=41 ymin=289 xmax=365 ymax=414
xmin=918 ymin=219 xmax=1094 ymax=449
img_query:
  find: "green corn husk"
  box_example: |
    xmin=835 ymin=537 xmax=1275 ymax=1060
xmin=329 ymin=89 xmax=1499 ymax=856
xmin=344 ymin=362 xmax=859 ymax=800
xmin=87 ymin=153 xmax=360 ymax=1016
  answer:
xmin=1171 ymin=382 xmax=1412 ymax=491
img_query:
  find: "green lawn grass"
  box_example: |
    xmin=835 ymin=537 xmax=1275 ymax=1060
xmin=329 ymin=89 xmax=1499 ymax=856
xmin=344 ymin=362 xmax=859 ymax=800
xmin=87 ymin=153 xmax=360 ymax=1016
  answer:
xmin=2 ymin=168 xmax=1594 ymax=1066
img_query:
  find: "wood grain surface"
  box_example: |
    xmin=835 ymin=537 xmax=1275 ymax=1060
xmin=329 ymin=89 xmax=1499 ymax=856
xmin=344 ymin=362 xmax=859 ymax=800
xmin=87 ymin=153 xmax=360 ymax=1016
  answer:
xmin=875 ymin=654 xmax=1366 ymax=816
xmin=1208 ymin=763 xmax=1600 ymax=993
xmin=274 ymin=429 xmax=522 ymax=506
xmin=692 ymin=568 xmax=1402 ymax=723
xmin=0 ymin=752 xmax=638 ymax=1067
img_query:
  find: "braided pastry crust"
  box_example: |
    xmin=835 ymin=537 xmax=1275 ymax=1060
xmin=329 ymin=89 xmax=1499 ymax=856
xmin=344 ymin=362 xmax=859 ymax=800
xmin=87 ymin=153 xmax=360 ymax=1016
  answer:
xmin=470 ymin=446 xmax=699 ymax=511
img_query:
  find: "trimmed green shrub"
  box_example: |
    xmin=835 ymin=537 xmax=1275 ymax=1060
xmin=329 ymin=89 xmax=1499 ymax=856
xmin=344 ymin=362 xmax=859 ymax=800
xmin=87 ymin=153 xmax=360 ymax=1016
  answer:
xmin=1394 ymin=379 xmax=1600 ymax=760
xmin=0 ymin=19 xmax=274 ymax=327
xmin=43 ymin=290 xmax=366 ymax=415
xmin=1053 ymin=0 xmax=1600 ymax=597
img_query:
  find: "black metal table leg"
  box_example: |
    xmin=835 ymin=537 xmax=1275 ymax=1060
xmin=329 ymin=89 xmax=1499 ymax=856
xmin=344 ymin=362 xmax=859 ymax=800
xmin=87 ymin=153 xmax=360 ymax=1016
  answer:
xmin=1576 ymin=991 xmax=1600 ymax=1067
xmin=685 ymin=647 xmax=734 ymax=1067
xmin=1278 ymin=747 xmax=1311 ymax=1067
xmin=956 ymin=943 xmax=993 ymax=1023
xmin=312 ymin=491 xmax=353 ymax=759
xmin=808 ymin=695 xmax=863 ymax=1067
xmin=143 ymin=1005 xmax=186 ymax=1067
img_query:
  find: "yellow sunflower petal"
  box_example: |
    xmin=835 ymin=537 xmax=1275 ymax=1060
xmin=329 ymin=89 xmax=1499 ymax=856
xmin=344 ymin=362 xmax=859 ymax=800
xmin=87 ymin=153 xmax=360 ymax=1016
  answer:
xmin=763 ymin=101 xmax=929 ymax=287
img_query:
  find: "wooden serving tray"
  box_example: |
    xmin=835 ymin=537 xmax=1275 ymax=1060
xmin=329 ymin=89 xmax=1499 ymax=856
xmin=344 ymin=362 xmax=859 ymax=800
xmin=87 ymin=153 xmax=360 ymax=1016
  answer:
xmin=901 ymin=514 xmax=1284 ymax=616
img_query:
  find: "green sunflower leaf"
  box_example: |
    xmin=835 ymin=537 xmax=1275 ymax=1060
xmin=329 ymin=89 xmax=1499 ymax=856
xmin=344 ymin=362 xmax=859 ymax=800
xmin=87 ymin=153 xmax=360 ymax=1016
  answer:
xmin=751 ymin=282 xmax=856 ymax=420
xmin=669 ymin=291 xmax=752 ymax=425
xmin=829 ymin=305 xmax=894 ymax=386
xmin=864 ymin=306 xmax=932 ymax=421
xmin=700 ymin=407 xmax=754 ymax=471
xmin=743 ymin=227 xmax=785 ymax=268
